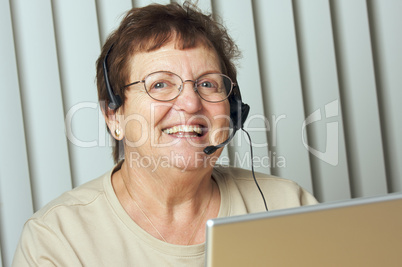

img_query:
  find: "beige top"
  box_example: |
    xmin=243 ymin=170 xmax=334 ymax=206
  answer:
xmin=13 ymin=165 xmax=317 ymax=266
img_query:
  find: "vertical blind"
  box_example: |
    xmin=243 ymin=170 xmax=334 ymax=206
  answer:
xmin=1 ymin=0 xmax=401 ymax=265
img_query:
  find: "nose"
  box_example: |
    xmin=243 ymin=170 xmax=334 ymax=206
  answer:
xmin=174 ymin=80 xmax=202 ymax=113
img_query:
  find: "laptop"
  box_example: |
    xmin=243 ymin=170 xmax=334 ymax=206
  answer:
xmin=205 ymin=192 xmax=402 ymax=267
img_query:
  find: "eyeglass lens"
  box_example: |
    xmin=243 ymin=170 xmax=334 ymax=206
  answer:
xmin=143 ymin=71 xmax=232 ymax=102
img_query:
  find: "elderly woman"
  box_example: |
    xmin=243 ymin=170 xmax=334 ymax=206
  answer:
xmin=13 ymin=2 xmax=317 ymax=266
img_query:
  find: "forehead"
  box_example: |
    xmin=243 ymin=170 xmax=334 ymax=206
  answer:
xmin=128 ymin=41 xmax=222 ymax=78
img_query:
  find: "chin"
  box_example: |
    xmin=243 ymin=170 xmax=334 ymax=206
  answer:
xmin=166 ymin=148 xmax=216 ymax=172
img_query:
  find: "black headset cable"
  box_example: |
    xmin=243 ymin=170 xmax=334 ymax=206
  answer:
xmin=242 ymin=128 xmax=268 ymax=211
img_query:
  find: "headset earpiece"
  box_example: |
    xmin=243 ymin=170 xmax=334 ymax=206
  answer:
xmin=229 ymin=84 xmax=249 ymax=132
xmin=240 ymin=102 xmax=250 ymax=128
xmin=103 ymin=45 xmax=122 ymax=110
xmin=203 ymin=83 xmax=249 ymax=155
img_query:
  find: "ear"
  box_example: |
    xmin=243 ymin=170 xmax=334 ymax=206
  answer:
xmin=101 ymin=103 xmax=124 ymax=141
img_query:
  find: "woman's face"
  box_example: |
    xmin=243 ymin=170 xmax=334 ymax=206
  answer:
xmin=119 ymin=41 xmax=230 ymax=171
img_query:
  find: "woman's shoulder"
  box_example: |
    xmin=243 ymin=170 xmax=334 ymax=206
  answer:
xmin=30 ymin=171 xmax=109 ymax=221
xmin=213 ymin=165 xmax=318 ymax=210
xmin=213 ymin=165 xmax=299 ymax=188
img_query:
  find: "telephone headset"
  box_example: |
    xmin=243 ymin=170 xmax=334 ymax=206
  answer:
xmin=103 ymin=45 xmax=268 ymax=211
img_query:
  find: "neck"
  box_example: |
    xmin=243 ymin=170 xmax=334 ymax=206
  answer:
xmin=112 ymin=160 xmax=220 ymax=245
xmin=122 ymin=160 xmax=213 ymax=206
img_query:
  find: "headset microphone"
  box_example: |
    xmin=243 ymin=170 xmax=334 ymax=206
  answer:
xmin=203 ymin=87 xmax=250 ymax=155
xmin=204 ymin=130 xmax=236 ymax=155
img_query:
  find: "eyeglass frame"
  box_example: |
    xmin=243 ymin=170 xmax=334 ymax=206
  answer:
xmin=122 ymin=71 xmax=236 ymax=103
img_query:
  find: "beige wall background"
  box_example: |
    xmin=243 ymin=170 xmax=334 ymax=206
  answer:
xmin=1 ymin=0 xmax=401 ymax=265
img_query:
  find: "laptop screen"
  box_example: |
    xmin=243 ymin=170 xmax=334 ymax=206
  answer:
xmin=205 ymin=193 xmax=402 ymax=267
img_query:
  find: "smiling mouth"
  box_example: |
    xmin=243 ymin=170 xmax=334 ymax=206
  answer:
xmin=162 ymin=125 xmax=205 ymax=137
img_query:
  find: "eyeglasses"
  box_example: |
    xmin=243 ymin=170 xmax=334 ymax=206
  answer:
xmin=123 ymin=71 xmax=235 ymax=103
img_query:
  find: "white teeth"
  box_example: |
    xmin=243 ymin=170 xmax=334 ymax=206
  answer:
xmin=163 ymin=125 xmax=203 ymax=135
